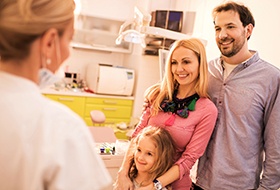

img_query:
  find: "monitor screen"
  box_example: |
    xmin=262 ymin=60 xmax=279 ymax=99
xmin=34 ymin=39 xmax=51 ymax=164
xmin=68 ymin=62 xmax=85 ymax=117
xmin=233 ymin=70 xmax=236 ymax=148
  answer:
xmin=155 ymin=11 xmax=168 ymax=29
xmin=167 ymin=11 xmax=183 ymax=32
xmin=155 ymin=10 xmax=183 ymax=32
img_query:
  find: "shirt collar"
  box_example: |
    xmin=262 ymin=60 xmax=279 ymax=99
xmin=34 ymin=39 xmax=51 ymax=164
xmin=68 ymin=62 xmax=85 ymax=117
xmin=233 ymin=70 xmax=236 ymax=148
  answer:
xmin=242 ymin=50 xmax=259 ymax=68
xmin=0 ymin=71 xmax=40 ymax=93
xmin=220 ymin=50 xmax=259 ymax=69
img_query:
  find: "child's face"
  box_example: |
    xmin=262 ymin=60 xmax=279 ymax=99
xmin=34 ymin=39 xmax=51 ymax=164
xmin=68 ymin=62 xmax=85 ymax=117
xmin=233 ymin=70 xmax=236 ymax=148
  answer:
xmin=134 ymin=136 xmax=157 ymax=173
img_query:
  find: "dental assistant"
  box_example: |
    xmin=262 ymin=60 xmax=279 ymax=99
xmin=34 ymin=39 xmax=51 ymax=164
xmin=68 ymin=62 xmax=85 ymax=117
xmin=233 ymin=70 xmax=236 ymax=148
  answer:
xmin=0 ymin=0 xmax=111 ymax=189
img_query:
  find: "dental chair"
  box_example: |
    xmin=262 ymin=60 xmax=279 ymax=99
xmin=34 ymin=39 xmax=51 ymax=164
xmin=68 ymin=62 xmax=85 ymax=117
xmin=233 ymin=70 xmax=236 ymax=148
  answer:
xmin=88 ymin=110 xmax=116 ymax=143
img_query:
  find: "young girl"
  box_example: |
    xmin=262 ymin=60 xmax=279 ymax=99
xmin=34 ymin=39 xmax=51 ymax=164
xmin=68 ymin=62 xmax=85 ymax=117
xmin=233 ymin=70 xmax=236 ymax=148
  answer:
xmin=128 ymin=126 xmax=176 ymax=190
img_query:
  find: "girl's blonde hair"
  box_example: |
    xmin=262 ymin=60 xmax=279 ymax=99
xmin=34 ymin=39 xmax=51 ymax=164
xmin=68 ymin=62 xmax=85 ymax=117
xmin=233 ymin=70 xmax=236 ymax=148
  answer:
xmin=129 ymin=126 xmax=176 ymax=189
xmin=145 ymin=38 xmax=209 ymax=116
xmin=0 ymin=0 xmax=75 ymax=61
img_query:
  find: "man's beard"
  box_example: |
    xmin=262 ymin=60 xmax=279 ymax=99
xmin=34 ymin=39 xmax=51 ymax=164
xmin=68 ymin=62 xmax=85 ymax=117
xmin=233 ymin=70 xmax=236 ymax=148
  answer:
xmin=219 ymin=32 xmax=246 ymax=57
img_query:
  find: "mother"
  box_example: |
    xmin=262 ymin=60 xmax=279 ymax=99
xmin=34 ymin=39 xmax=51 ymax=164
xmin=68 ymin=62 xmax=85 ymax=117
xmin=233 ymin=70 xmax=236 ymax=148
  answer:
xmin=114 ymin=38 xmax=218 ymax=190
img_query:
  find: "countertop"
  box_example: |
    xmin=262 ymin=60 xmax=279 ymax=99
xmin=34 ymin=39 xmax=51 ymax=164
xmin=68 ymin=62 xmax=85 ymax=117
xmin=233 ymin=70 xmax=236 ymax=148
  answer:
xmin=41 ymin=85 xmax=134 ymax=100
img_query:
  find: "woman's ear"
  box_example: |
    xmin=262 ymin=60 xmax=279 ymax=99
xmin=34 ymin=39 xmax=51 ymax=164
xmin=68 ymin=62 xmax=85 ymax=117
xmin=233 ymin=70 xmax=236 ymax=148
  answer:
xmin=40 ymin=28 xmax=58 ymax=71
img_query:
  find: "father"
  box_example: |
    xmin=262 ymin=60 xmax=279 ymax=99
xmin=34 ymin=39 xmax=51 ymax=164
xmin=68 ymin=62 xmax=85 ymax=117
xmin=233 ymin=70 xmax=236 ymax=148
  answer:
xmin=194 ymin=1 xmax=280 ymax=189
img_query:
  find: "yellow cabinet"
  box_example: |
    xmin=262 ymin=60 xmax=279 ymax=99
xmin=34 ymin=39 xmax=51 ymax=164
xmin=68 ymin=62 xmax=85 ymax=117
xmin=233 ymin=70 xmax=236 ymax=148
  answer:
xmin=44 ymin=93 xmax=134 ymax=139
xmin=45 ymin=94 xmax=85 ymax=118
xmin=44 ymin=94 xmax=133 ymax=126
xmin=84 ymin=97 xmax=133 ymax=126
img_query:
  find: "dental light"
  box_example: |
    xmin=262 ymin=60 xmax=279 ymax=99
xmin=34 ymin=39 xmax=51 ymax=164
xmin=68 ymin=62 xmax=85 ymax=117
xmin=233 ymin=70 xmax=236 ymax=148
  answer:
xmin=115 ymin=6 xmax=206 ymax=48
xmin=115 ymin=6 xmax=151 ymax=48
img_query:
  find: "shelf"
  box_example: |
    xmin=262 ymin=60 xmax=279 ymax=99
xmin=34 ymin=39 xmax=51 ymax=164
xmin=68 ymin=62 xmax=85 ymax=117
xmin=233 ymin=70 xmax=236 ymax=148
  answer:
xmin=70 ymin=42 xmax=132 ymax=54
xmin=77 ymin=28 xmax=118 ymax=37
xmin=73 ymin=14 xmax=132 ymax=54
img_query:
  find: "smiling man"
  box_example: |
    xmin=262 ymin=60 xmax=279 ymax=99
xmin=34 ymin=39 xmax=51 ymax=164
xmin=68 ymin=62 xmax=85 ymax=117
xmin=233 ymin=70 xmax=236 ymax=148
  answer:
xmin=193 ymin=1 xmax=280 ymax=190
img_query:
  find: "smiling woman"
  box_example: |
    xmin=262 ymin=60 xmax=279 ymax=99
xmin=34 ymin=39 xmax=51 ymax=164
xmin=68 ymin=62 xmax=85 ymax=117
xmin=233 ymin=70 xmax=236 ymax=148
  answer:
xmin=113 ymin=38 xmax=218 ymax=190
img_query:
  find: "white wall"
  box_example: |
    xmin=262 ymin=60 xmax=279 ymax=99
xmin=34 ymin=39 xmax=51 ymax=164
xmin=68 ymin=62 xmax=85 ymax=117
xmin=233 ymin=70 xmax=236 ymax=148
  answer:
xmin=78 ymin=0 xmax=135 ymax=21
xmin=62 ymin=48 xmax=125 ymax=80
xmin=123 ymin=45 xmax=160 ymax=118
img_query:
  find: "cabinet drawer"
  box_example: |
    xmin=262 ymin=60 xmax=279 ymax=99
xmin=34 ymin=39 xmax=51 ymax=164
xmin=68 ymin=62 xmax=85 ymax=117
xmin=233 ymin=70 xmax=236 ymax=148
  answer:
xmin=45 ymin=94 xmax=85 ymax=118
xmin=84 ymin=117 xmax=131 ymax=126
xmin=85 ymin=104 xmax=132 ymax=118
xmin=86 ymin=97 xmax=133 ymax=106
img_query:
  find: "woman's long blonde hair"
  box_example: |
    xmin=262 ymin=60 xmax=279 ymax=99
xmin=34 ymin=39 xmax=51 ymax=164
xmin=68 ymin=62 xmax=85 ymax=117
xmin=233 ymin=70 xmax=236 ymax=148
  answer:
xmin=145 ymin=38 xmax=209 ymax=116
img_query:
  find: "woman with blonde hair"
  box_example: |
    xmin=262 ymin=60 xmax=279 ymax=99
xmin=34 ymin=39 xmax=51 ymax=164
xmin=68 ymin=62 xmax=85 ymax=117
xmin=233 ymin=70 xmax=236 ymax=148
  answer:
xmin=0 ymin=0 xmax=111 ymax=189
xmin=114 ymin=38 xmax=218 ymax=190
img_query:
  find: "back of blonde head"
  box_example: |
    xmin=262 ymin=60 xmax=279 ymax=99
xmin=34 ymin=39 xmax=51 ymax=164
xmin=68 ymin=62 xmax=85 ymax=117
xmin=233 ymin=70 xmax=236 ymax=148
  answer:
xmin=0 ymin=0 xmax=75 ymax=61
xmin=145 ymin=38 xmax=209 ymax=116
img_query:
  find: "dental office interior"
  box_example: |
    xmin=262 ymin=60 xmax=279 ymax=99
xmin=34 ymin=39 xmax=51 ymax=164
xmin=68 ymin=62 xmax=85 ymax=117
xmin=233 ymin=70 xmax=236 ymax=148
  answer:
xmin=41 ymin=0 xmax=280 ymax=187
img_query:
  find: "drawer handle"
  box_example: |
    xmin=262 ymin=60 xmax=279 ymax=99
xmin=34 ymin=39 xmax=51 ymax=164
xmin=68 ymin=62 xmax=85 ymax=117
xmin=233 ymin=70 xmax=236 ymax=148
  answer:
xmin=103 ymin=108 xmax=117 ymax=111
xmin=58 ymin=98 xmax=74 ymax=102
xmin=104 ymin=122 xmax=115 ymax=124
xmin=103 ymin=100 xmax=117 ymax=104
xmin=102 ymin=157 xmax=112 ymax=160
